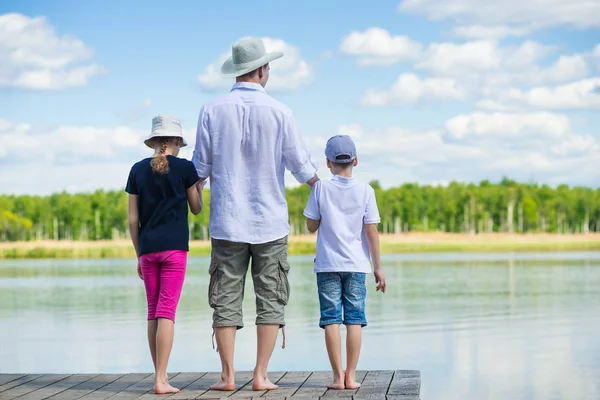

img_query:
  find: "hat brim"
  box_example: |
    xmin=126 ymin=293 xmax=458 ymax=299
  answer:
xmin=221 ymin=52 xmax=284 ymax=77
xmin=144 ymin=132 xmax=188 ymax=149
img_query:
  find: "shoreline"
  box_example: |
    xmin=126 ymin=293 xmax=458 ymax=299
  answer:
xmin=1 ymin=233 xmax=600 ymax=259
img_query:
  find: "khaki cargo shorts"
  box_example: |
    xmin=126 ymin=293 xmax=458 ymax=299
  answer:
xmin=208 ymin=235 xmax=290 ymax=329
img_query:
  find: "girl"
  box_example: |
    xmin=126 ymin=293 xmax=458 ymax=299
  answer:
xmin=126 ymin=115 xmax=205 ymax=394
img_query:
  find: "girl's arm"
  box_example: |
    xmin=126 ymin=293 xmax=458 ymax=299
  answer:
xmin=187 ymin=179 xmax=206 ymax=215
xmin=128 ymin=194 xmax=140 ymax=257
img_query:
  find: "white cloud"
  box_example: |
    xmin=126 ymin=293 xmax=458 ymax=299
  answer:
xmin=339 ymin=27 xmax=422 ymax=66
xmin=197 ymin=37 xmax=313 ymax=92
xmin=482 ymin=78 xmax=600 ymax=110
xmin=322 ymin=112 xmax=600 ymax=186
xmin=399 ymin=0 xmax=600 ymax=37
xmin=362 ymin=73 xmax=466 ymax=105
xmin=0 ymin=13 xmax=105 ymax=90
xmin=450 ymin=25 xmax=530 ymax=39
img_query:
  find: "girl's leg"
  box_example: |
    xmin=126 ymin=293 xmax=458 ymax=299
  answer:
xmin=140 ymin=254 xmax=160 ymax=371
xmin=154 ymin=250 xmax=187 ymax=394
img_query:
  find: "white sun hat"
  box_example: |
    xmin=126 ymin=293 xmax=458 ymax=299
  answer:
xmin=144 ymin=115 xmax=188 ymax=148
xmin=221 ymin=37 xmax=284 ymax=77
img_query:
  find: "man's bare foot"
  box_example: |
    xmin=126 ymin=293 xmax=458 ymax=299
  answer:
xmin=344 ymin=379 xmax=361 ymax=390
xmin=154 ymin=381 xmax=180 ymax=394
xmin=210 ymin=377 xmax=236 ymax=391
xmin=252 ymin=375 xmax=279 ymax=391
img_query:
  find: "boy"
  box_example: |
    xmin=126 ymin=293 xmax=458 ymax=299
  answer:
xmin=303 ymin=135 xmax=387 ymax=390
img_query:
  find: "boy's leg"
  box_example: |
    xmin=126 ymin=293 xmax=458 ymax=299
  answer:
xmin=317 ymin=272 xmax=344 ymax=390
xmin=209 ymin=239 xmax=251 ymax=391
xmin=154 ymin=250 xmax=188 ymax=394
xmin=341 ymin=272 xmax=367 ymax=389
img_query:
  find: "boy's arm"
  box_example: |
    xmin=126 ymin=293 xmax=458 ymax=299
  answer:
xmin=364 ymin=223 xmax=386 ymax=293
xmin=306 ymin=218 xmax=320 ymax=233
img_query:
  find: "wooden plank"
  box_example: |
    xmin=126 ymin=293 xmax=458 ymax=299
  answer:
xmin=386 ymin=396 xmax=420 ymax=400
xmin=386 ymin=371 xmax=420 ymax=397
xmin=262 ymin=371 xmax=311 ymax=398
xmin=167 ymin=372 xmax=220 ymax=400
xmin=136 ymin=373 xmax=205 ymax=400
xmin=354 ymin=370 xmax=394 ymax=400
xmin=197 ymin=371 xmax=253 ymax=399
xmin=228 ymin=371 xmax=286 ymax=399
xmin=17 ymin=374 xmax=97 ymax=400
xmin=290 ymin=371 xmax=331 ymax=399
xmin=0 ymin=374 xmax=71 ymax=399
xmin=108 ymin=374 xmax=165 ymax=399
xmin=0 ymin=375 xmax=44 ymax=393
xmin=47 ymin=374 xmax=125 ymax=400
xmin=79 ymin=374 xmax=152 ymax=400
xmin=321 ymin=370 xmax=367 ymax=398
xmin=0 ymin=375 xmax=25 ymax=386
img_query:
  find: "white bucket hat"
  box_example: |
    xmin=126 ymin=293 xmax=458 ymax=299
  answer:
xmin=144 ymin=115 xmax=187 ymax=148
xmin=221 ymin=37 xmax=283 ymax=77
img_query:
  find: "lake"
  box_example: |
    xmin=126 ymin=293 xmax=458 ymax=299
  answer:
xmin=1 ymin=252 xmax=599 ymax=399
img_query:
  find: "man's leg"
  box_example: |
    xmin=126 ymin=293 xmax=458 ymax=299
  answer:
xmin=341 ymin=272 xmax=367 ymax=390
xmin=250 ymin=236 xmax=289 ymax=390
xmin=209 ymin=238 xmax=250 ymax=391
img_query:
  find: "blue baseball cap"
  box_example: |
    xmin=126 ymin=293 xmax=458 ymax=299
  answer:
xmin=325 ymin=135 xmax=357 ymax=164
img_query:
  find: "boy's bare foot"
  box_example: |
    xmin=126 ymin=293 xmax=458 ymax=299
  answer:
xmin=252 ymin=374 xmax=279 ymax=391
xmin=210 ymin=376 xmax=236 ymax=391
xmin=154 ymin=381 xmax=180 ymax=394
xmin=344 ymin=379 xmax=361 ymax=390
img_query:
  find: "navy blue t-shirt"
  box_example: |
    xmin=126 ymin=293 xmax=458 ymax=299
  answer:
xmin=125 ymin=156 xmax=200 ymax=256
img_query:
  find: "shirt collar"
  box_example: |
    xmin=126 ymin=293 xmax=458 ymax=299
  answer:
xmin=332 ymin=175 xmax=355 ymax=184
xmin=231 ymin=82 xmax=266 ymax=93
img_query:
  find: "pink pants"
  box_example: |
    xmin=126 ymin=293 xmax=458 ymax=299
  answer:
xmin=139 ymin=250 xmax=187 ymax=322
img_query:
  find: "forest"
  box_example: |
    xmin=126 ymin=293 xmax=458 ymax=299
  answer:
xmin=1 ymin=178 xmax=599 ymax=242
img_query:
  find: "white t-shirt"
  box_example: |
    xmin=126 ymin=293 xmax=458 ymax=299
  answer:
xmin=303 ymin=175 xmax=381 ymax=273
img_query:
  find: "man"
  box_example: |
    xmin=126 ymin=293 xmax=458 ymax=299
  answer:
xmin=192 ymin=37 xmax=319 ymax=391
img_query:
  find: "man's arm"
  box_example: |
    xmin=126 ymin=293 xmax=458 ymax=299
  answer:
xmin=192 ymin=106 xmax=212 ymax=180
xmin=282 ymin=113 xmax=318 ymax=186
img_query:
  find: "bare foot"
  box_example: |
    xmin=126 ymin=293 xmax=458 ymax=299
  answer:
xmin=252 ymin=375 xmax=279 ymax=391
xmin=327 ymin=380 xmax=345 ymax=390
xmin=344 ymin=379 xmax=361 ymax=390
xmin=210 ymin=377 xmax=236 ymax=391
xmin=154 ymin=381 xmax=180 ymax=394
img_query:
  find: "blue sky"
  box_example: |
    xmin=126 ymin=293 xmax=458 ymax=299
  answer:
xmin=1 ymin=0 xmax=599 ymax=194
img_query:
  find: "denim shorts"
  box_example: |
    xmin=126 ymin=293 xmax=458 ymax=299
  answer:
xmin=316 ymin=272 xmax=367 ymax=328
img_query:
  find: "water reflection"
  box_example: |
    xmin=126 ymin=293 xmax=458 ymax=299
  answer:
xmin=1 ymin=253 xmax=599 ymax=399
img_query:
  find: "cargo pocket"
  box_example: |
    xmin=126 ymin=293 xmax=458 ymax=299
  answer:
xmin=276 ymin=259 xmax=291 ymax=305
xmin=208 ymin=262 xmax=219 ymax=308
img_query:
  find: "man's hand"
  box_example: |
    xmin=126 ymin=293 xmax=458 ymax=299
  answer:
xmin=196 ymin=180 xmax=207 ymax=192
xmin=137 ymin=260 xmax=143 ymax=280
xmin=306 ymin=174 xmax=320 ymax=187
xmin=374 ymin=268 xmax=386 ymax=293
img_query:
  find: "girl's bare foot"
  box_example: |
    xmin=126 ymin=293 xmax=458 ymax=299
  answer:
xmin=154 ymin=381 xmax=180 ymax=394
xmin=252 ymin=375 xmax=279 ymax=391
xmin=210 ymin=377 xmax=236 ymax=391
xmin=344 ymin=379 xmax=361 ymax=390
xmin=327 ymin=372 xmax=345 ymax=390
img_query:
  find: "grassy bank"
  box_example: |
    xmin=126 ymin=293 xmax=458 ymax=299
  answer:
xmin=1 ymin=233 xmax=600 ymax=259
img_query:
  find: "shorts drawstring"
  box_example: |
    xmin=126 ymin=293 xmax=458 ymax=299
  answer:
xmin=212 ymin=329 xmax=219 ymax=353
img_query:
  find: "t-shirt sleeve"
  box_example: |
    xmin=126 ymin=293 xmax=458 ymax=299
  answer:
xmin=125 ymin=165 xmax=138 ymax=195
xmin=184 ymin=161 xmax=201 ymax=189
xmin=303 ymin=181 xmax=321 ymax=220
xmin=364 ymin=186 xmax=381 ymax=224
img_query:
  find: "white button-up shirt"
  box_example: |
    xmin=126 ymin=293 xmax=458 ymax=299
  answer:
xmin=192 ymin=82 xmax=317 ymax=244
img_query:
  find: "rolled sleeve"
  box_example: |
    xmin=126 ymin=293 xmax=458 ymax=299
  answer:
xmin=282 ymin=113 xmax=317 ymax=184
xmin=192 ymin=106 xmax=212 ymax=179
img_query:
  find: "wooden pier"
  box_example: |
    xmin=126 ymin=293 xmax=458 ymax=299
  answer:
xmin=0 ymin=371 xmax=420 ymax=400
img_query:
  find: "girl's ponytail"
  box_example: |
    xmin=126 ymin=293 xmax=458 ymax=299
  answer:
xmin=150 ymin=137 xmax=169 ymax=174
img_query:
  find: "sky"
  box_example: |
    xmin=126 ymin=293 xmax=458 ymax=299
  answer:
xmin=1 ymin=0 xmax=599 ymax=195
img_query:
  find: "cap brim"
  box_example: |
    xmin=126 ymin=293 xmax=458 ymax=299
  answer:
xmin=221 ymin=52 xmax=284 ymax=77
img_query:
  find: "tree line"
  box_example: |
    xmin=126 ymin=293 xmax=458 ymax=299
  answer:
xmin=1 ymin=178 xmax=599 ymax=242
